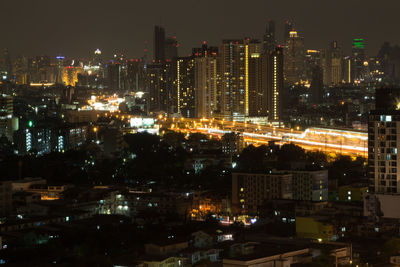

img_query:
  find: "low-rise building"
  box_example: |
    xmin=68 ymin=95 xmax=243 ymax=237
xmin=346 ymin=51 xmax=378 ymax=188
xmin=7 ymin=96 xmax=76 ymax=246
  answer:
xmin=338 ymin=184 xmax=368 ymax=202
xmin=232 ymin=172 xmax=292 ymax=214
xmin=290 ymin=170 xmax=328 ymax=201
xmin=296 ymin=216 xmax=335 ymax=241
xmin=223 ymin=242 xmax=311 ymax=267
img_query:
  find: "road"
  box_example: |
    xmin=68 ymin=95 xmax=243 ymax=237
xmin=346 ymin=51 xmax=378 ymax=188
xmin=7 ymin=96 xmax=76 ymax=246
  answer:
xmin=164 ymin=118 xmax=368 ymax=157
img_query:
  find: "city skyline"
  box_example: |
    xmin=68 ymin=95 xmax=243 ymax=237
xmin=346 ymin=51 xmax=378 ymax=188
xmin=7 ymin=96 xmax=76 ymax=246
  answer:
xmin=1 ymin=0 xmax=399 ymax=58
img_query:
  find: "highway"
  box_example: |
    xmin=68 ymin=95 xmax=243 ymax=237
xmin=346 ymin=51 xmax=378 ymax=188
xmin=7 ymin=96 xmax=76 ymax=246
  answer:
xmin=163 ymin=117 xmax=368 ymax=157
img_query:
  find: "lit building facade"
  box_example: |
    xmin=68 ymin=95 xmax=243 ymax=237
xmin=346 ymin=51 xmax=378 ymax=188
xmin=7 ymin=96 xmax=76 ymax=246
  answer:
xmin=351 ymin=38 xmax=366 ymax=82
xmin=0 ymin=94 xmax=18 ymax=142
xmin=175 ymin=57 xmax=196 ymax=118
xmin=147 ymin=63 xmax=168 ymax=114
xmin=194 ymin=54 xmax=218 ymax=118
xmin=283 ymin=31 xmax=305 ymax=86
xmin=232 ymin=172 xmax=292 ymax=214
xmin=219 ymin=39 xmax=261 ymax=121
xmin=265 ymin=47 xmax=284 ymax=121
xmin=368 ymin=88 xmax=400 ymax=194
xmin=322 ymin=41 xmax=343 ymax=86
xmin=365 ymin=88 xmax=400 ymax=219
xmin=62 ymin=66 xmax=83 ymax=86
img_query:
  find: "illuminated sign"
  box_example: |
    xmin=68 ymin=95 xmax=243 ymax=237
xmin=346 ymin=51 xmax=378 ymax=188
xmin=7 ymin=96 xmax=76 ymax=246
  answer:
xmin=130 ymin=118 xmax=143 ymax=127
xmin=143 ymin=118 xmax=154 ymax=126
xmin=130 ymin=118 xmax=155 ymax=127
xmin=353 ymin=38 xmax=364 ymax=49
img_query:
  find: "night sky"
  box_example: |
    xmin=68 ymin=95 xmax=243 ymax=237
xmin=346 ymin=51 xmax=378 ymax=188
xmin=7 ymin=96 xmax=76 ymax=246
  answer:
xmin=1 ymin=0 xmax=399 ymax=59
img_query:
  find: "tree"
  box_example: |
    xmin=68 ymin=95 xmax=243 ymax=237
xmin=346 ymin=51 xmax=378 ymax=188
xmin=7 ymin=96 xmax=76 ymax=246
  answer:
xmin=278 ymin=143 xmax=306 ymax=162
xmin=124 ymin=133 xmax=160 ymax=155
xmin=162 ymin=131 xmax=186 ymax=148
xmin=277 ymin=144 xmax=306 ymax=169
xmin=306 ymin=151 xmax=328 ymax=168
xmin=383 ymin=238 xmax=400 ymax=257
xmin=237 ymin=145 xmax=268 ymax=172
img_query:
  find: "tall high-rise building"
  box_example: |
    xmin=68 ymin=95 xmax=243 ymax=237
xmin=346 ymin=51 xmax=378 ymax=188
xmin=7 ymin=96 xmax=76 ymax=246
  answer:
xmin=154 ymin=26 xmax=166 ymax=63
xmin=0 ymin=94 xmax=18 ymax=142
xmin=368 ymin=88 xmax=400 ymax=194
xmin=174 ymin=57 xmax=196 ymax=118
xmin=248 ymin=52 xmax=264 ymax=117
xmin=28 ymin=55 xmax=51 ymax=83
xmin=219 ymin=39 xmax=261 ymax=120
xmin=14 ymin=55 xmax=28 ymax=85
xmin=284 ymin=20 xmax=295 ymax=42
xmin=194 ymin=43 xmax=218 ymax=118
xmin=263 ymin=20 xmax=276 ymax=53
xmin=63 ymin=66 xmax=83 ymax=86
xmin=310 ymin=65 xmax=323 ymax=104
xmin=165 ymin=36 xmax=178 ymax=62
xmin=283 ymin=31 xmax=305 ymax=86
xmin=2 ymin=49 xmax=12 ymax=81
xmin=56 ymin=55 xmax=65 ymax=84
xmin=322 ymin=41 xmax=343 ymax=85
xmin=265 ymin=47 xmax=284 ymax=121
xmin=127 ymin=59 xmax=145 ymax=92
xmin=147 ymin=63 xmax=168 ymax=114
xmin=305 ymin=49 xmax=322 ymax=82
xmin=192 ymin=42 xmax=218 ymax=58
xmin=351 ymin=38 xmax=366 ymax=82
xmin=93 ymin=48 xmax=102 ymax=66
xmin=365 ymin=88 xmax=400 ymax=219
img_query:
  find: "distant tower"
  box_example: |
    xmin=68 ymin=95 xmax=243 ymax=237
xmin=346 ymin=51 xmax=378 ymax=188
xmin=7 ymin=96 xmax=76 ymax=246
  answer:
xmin=322 ymin=41 xmax=343 ymax=86
xmin=154 ymin=26 xmax=166 ymax=62
xmin=143 ymin=40 xmax=149 ymax=70
xmin=93 ymin=49 xmax=102 ymax=66
xmin=3 ymin=49 xmax=12 ymax=80
xmin=263 ymin=20 xmax=276 ymax=53
xmin=219 ymin=39 xmax=261 ymax=120
xmin=310 ymin=65 xmax=323 ymax=104
xmin=165 ymin=36 xmax=178 ymax=61
xmin=284 ymin=30 xmax=305 ymax=86
xmin=284 ymin=20 xmax=295 ymax=42
xmin=56 ymin=55 xmax=65 ymax=84
xmin=266 ymin=47 xmax=284 ymax=121
xmin=351 ymin=38 xmax=366 ymax=82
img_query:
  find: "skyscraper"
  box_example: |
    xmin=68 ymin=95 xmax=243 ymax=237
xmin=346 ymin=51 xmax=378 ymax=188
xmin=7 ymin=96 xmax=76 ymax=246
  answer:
xmin=175 ymin=57 xmax=196 ymax=118
xmin=284 ymin=20 xmax=294 ymax=42
xmin=154 ymin=26 xmax=166 ymax=63
xmin=248 ymin=52 xmax=264 ymax=117
xmin=194 ymin=43 xmax=218 ymax=118
xmin=283 ymin=31 xmax=305 ymax=86
xmin=165 ymin=36 xmax=178 ymax=62
xmin=351 ymin=38 xmax=366 ymax=82
xmin=322 ymin=41 xmax=343 ymax=86
xmin=265 ymin=47 xmax=284 ymax=121
xmin=368 ymin=88 xmax=400 ymax=194
xmin=365 ymin=88 xmax=400 ymax=219
xmin=2 ymin=49 xmax=12 ymax=81
xmin=310 ymin=65 xmax=323 ymax=104
xmin=219 ymin=38 xmax=261 ymax=120
xmin=107 ymin=62 xmax=122 ymax=91
xmin=127 ymin=59 xmax=145 ymax=92
xmin=56 ymin=55 xmax=65 ymax=84
xmin=0 ymin=94 xmax=18 ymax=142
xmin=147 ymin=63 xmax=168 ymax=114
xmin=14 ymin=55 xmax=28 ymax=85
xmin=263 ymin=20 xmax=276 ymax=53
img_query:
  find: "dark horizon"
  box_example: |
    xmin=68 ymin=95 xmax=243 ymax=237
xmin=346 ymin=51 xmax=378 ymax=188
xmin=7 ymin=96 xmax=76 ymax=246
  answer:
xmin=1 ymin=0 xmax=399 ymax=59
